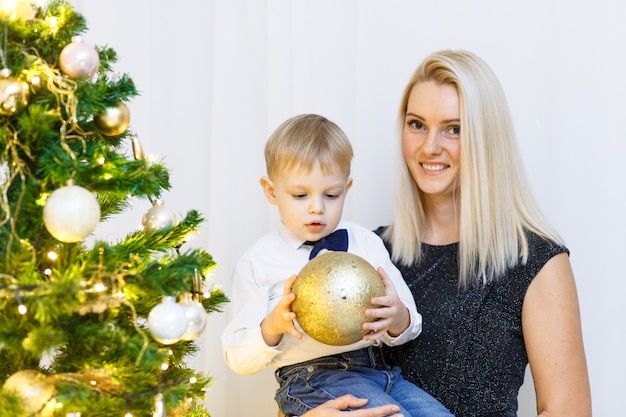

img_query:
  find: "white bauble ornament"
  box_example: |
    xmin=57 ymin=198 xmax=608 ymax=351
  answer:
xmin=142 ymin=200 xmax=178 ymax=233
xmin=148 ymin=296 xmax=187 ymax=345
xmin=94 ymin=102 xmax=131 ymax=136
xmin=59 ymin=36 xmax=100 ymax=79
xmin=0 ymin=68 xmax=29 ymax=115
xmin=3 ymin=370 xmax=57 ymax=417
xmin=179 ymin=294 xmax=208 ymax=341
xmin=43 ymin=183 xmax=101 ymax=243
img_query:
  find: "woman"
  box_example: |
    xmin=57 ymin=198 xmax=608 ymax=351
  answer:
xmin=374 ymin=50 xmax=592 ymax=416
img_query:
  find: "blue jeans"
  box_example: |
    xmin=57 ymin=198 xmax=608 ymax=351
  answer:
xmin=274 ymin=346 xmax=453 ymax=417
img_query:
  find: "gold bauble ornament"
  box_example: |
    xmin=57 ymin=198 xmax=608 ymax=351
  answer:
xmin=292 ymin=251 xmax=385 ymax=346
xmin=3 ymin=370 xmax=57 ymax=417
xmin=94 ymin=102 xmax=131 ymax=136
xmin=0 ymin=68 xmax=29 ymax=115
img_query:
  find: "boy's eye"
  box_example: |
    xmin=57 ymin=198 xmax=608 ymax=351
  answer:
xmin=293 ymin=194 xmax=306 ymax=199
xmin=325 ymin=194 xmax=339 ymax=199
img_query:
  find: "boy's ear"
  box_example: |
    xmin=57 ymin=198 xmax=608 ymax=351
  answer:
xmin=260 ymin=176 xmax=277 ymax=204
xmin=346 ymin=177 xmax=353 ymax=190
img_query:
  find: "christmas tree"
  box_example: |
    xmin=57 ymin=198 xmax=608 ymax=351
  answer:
xmin=0 ymin=1 xmax=227 ymax=416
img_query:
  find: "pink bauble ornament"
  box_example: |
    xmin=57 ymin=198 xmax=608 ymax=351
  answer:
xmin=179 ymin=294 xmax=208 ymax=341
xmin=59 ymin=36 xmax=100 ymax=79
xmin=3 ymin=370 xmax=57 ymax=417
xmin=142 ymin=200 xmax=178 ymax=233
xmin=148 ymin=296 xmax=188 ymax=345
xmin=43 ymin=182 xmax=101 ymax=243
xmin=0 ymin=68 xmax=29 ymax=115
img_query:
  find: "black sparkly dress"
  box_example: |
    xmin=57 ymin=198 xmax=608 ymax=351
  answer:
xmin=375 ymin=227 xmax=568 ymax=417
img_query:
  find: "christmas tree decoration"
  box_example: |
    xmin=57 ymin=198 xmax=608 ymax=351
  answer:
xmin=59 ymin=35 xmax=100 ymax=79
xmin=131 ymin=133 xmax=146 ymax=160
xmin=142 ymin=199 xmax=178 ymax=233
xmin=148 ymin=296 xmax=189 ymax=345
xmin=43 ymin=181 xmax=101 ymax=243
xmin=0 ymin=2 xmax=227 ymax=416
xmin=292 ymin=252 xmax=385 ymax=346
xmin=94 ymin=102 xmax=131 ymax=136
xmin=2 ymin=370 xmax=57 ymax=417
xmin=0 ymin=0 xmax=36 ymax=21
xmin=0 ymin=68 xmax=29 ymax=115
xmin=179 ymin=293 xmax=208 ymax=341
xmin=152 ymin=392 xmax=166 ymax=417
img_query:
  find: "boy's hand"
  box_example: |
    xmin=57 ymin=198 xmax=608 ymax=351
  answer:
xmin=260 ymin=275 xmax=302 ymax=346
xmin=362 ymin=267 xmax=410 ymax=341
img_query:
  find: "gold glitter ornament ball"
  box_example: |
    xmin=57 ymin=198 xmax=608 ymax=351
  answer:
xmin=292 ymin=251 xmax=385 ymax=346
xmin=94 ymin=102 xmax=131 ymax=136
xmin=0 ymin=68 xmax=29 ymax=115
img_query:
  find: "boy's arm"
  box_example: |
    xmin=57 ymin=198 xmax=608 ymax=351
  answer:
xmin=260 ymin=275 xmax=302 ymax=346
xmin=362 ymin=234 xmax=422 ymax=346
xmin=362 ymin=265 xmax=422 ymax=345
xmin=221 ymin=259 xmax=281 ymax=375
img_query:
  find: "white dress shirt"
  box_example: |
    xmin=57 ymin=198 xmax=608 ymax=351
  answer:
xmin=221 ymin=220 xmax=422 ymax=375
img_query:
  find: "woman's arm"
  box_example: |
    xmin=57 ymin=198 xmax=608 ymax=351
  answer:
xmin=522 ymin=252 xmax=592 ymax=417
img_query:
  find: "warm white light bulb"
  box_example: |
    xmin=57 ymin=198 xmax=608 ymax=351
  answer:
xmin=17 ymin=304 xmax=27 ymax=315
xmin=93 ymin=283 xmax=106 ymax=292
xmin=161 ymin=363 xmax=169 ymax=371
xmin=0 ymin=0 xmax=17 ymax=14
xmin=189 ymin=376 xmax=197 ymax=384
xmin=47 ymin=250 xmax=58 ymax=260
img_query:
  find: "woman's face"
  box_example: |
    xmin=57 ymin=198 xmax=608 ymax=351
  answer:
xmin=402 ymin=81 xmax=461 ymax=200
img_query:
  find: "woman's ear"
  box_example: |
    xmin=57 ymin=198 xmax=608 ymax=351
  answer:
xmin=259 ymin=176 xmax=277 ymax=204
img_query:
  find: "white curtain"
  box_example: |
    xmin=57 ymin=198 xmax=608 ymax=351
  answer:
xmin=76 ymin=1 xmax=625 ymax=416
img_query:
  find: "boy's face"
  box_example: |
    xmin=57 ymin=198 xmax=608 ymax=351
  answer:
xmin=260 ymin=163 xmax=352 ymax=242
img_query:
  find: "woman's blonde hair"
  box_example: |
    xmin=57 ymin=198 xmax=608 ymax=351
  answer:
xmin=384 ymin=50 xmax=562 ymax=287
xmin=264 ymin=114 xmax=353 ymax=179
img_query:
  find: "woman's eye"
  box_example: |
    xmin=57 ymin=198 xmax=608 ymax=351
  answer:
xmin=448 ymin=125 xmax=460 ymax=137
xmin=408 ymin=120 xmax=424 ymax=130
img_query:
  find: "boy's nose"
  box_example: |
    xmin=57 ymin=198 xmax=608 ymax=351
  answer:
xmin=308 ymin=199 xmax=324 ymax=214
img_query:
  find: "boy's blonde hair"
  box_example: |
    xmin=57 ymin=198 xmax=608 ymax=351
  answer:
xmin=264 ymin=114 xmax=353 ymax=179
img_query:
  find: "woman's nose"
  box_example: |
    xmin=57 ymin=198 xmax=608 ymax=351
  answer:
xmin=422 ymin=130 xmax=442 ymax=154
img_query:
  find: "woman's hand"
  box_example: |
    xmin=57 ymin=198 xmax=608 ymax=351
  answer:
xmin=301 ymin=394 xmax=403 ymax=417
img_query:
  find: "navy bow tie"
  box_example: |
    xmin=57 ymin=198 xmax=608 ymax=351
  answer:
xmin=305 ymin=228 xmax=349 ymax=260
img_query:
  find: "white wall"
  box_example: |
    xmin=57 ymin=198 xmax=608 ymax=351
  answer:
xmin=75 ymin=1 xmax=625 ymax=416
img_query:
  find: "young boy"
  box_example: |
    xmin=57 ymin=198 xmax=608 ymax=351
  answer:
xmin=221 ymin=114 xmax=452 ymax=417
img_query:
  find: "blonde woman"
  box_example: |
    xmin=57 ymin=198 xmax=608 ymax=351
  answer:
xmin=373 ymin=49 xmax=592 ymax=417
